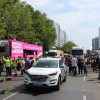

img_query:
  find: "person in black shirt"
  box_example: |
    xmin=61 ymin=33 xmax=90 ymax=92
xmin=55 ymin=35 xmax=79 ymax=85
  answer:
xmin=0 ymin=57 xmax=4 ymax=76
xmin=78 ymin=57 xmax=83 ymax=75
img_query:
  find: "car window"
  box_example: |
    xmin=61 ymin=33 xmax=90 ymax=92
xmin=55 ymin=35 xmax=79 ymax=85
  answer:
xmin=59 ymin=60 xmax=64 ymax=66
xmin=34 ymin=60 xmax=58 ymax=68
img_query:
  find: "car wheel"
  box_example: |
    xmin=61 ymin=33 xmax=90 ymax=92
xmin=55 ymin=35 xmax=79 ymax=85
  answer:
xmin=25 ymin=85 xmax=30 ymax=90
xmin=63 ymin=73 xmax=67 ymax=82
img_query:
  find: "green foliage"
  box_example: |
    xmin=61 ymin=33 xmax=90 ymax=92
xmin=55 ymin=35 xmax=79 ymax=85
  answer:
xmin=32 ymin=10 xmax=56 ymax=51
xmin=0 ymin=0 xmax=56 ymax=52
xmin=62 ymin=41 xmax=76 ymax=53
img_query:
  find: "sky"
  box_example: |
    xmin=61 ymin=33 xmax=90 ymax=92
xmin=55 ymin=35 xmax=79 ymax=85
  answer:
xmin=22 ymin=0 xmax=100 ymax=50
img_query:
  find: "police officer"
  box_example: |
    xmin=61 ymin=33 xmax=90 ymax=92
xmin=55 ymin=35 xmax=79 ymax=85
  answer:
xmin=5 ymin=57 xmax=11 ymax=76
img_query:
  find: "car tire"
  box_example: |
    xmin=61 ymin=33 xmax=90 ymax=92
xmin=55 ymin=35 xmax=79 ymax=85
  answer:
xmin=63 ymin=73 xmax=67 ymax=82
xmin=25 ymin=85 xmax=30 ymax=90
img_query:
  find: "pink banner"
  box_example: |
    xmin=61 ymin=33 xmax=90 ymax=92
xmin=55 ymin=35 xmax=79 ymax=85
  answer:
xmin=10 ymin=40 xmax=43 ymax=59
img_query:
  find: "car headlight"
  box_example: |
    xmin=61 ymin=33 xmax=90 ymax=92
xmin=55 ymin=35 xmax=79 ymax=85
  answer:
xmin=24 ymin=70 xmax=30 ymax=76
xmin=49 ymin=71 xmax=58 ymax=76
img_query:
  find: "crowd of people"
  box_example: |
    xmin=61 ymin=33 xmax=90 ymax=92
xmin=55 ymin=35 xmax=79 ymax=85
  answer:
xmin=0 ymin=56 xmax=37 ymax=77
xmin=63 ymin=55 xmax=100 ymax=76
xmin=0 ymin=54 xmax=100 ymax=77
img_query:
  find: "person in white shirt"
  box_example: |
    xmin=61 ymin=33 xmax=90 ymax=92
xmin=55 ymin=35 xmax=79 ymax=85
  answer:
xmin=83 ymin=57 xmax=88 ymax=76
xmin=21 ymin=58 xmax=25 ymax=75
xmin=71 ymin=56 xmax=78 ymax=76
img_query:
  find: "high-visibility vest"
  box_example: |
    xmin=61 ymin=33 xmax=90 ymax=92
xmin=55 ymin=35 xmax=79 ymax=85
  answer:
xmin=17 ymin=58 xmax=21 ymax=64
xmin=13 ymin=59 xmax=17 ymax=67
xmin=5 ymin=59 xmax=10 ymax=67
xmin=33 ymin=59 xmax=36 ymax=63
xmin=10 ymin=59 xmax=12 ymax=65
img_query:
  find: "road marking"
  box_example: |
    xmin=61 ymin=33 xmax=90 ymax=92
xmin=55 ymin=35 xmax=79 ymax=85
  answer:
xmin=94 ymin=81 xmax=100 ymax=87
xmin=82 ymin=89 xmax=85 ymax=92
xmin=83 ymin=95 xmax=86 ymax=100
xmin=2 ymin=92 xmax=19 ymax=100
xmin=83 ymin=76 xmax=86 ymax=81
xmin=68 ymin=91 xmax=71 ymax=93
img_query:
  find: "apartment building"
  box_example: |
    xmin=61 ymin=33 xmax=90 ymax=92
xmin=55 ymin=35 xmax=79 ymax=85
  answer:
xmin=52 ymin=21 xmax=68 ymax=47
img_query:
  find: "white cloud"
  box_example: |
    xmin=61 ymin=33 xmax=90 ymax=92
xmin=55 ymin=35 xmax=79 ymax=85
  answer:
xmin=22 ymin=0 xmax=66 ymax=15
xmin=49 ymin=10 xmax=100 ymax=49
xmin=22 ymin=0 xmax=52 ymax=7
xmin=22 ymin=0 xmax=100 ymax=49
xmin=68 ymin=0 xmax=100 ymax=11
xmin=56 ymin=3 xmax=65 ymax=8
xmin=50 ymin=11 xmax=100 ymax=31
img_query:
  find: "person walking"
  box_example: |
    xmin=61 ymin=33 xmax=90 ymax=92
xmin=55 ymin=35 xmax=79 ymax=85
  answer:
xmin=21 ymin=58 xmax=25 ymax=75
xmin=83 ymin=57 xmax=88 ymax=76
xmin=91 ymin=57 xmax=96 ymax=72
xmin=71 ymin=56 xmax=78 ymax=76
xmin=0 ymin=57 xmax=4 ymax=76
xmin=67 ymin=57 xmax=72 ymax=74
xmin=17 ymin=56 xmax=21 ymax=71
xmin=78 ymin=57 xmax=83 ymax=75
xmin=5 ymin=57 xmax=11 ymax=76
xmin=12 ymin=57 xmax=18 ymax=76
xmin=9 ymin=56 xmax=13 ymax=76
xmin=25 ymin=57 xmax=33 ymax=69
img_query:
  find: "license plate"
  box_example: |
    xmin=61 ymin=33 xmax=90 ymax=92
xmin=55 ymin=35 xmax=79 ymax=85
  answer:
xmin=33 ymin=82 xmax=43 ymax=86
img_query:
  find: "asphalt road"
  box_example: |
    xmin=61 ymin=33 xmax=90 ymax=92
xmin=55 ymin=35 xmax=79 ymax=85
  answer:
xmin=1 ymin=74 xmax=100 ymax=100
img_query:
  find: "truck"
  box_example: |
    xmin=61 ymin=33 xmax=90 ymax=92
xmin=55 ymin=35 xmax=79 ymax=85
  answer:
xmin=0 ymin=39 xmax=43 ymax=59
xmin=47 ymin=50 xmax=64 ymax=58
xmin=71 ymin=46 xmax=84 ymax=58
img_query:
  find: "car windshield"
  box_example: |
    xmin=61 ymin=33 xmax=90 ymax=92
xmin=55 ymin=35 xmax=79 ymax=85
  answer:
xmin=48 ymin=52 xmax=57 ymax=57
xmin=72 ymin=50 xmax=83 ymax=55
xmin=34 ymin=60 xmax=58 ymax=68
xmin=0 ymin=46 xmax=5 ymax=53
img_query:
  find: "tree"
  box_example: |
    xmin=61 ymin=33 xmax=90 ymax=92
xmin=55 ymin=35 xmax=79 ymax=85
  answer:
xmin=62 ymin=42 xmax=76 ymax=54
xmin=0 ymin=0 xmax=56 ymax=52
xmin=32 ymin=11 xmax=56 ymax=51
xmin=0 ymin=0 xmax=33 ymax=39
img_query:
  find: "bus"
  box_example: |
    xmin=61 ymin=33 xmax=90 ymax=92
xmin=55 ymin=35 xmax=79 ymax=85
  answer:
xmin=0 ymin=39 xmax=43 ymax=59
xmin=72 ymin=46 xmax=84 ymax=58
xmin=47 ymin=50 xmax=64 ymax=58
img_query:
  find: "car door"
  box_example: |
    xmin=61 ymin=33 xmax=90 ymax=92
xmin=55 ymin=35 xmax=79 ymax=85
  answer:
xmin=59 ymin=60 xmax=66 ymax=82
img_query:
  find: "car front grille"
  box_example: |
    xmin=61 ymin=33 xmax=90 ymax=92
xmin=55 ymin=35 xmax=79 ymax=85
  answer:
xmin=30 ymin=75 xmax=48 ymax=82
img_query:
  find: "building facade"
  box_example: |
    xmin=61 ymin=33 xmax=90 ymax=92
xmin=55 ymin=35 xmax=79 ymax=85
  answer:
xmin=92 ymin=37 xmax=99 ymax=50
xmin=52 ymin=21 xmax=68 ymax=47
xmin=99 ymin=27 xmax=100 ymax=49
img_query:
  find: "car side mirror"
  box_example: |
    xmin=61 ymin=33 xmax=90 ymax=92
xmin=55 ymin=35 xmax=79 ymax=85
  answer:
xmin=23 ymin=69 xmax=26 ymax=74
xmin=60 ymin=65 xmax=64 ymax=68
xmin=32 ymin=63 xmax=35 ymax=67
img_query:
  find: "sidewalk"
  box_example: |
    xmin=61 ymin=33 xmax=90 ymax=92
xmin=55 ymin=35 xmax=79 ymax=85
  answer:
xmin=0 ymin=71 xmax=24 ymax=94
xmin=0 ymin=71 xmax=21 ymax=82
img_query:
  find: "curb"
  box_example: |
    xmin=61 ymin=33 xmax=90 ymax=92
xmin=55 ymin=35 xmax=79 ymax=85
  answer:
xmin=0 ymin=78 xmax=11 ymax=82
xmin=91 ymin=77 xmax=100 ymax=86
xmin=0 ymin=89 xmax=11 ymax=94
xmin=0 ymin=77 xmax=16 ymax=83
xmin=0 ymin=80 xmax=18 ymax=94
xmin=93 ymin=80 xmax=100 ymax=87
xmin=0 ymin=83 xmax=23 ymax=94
